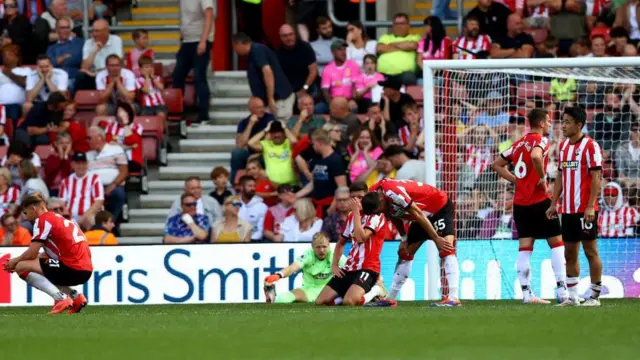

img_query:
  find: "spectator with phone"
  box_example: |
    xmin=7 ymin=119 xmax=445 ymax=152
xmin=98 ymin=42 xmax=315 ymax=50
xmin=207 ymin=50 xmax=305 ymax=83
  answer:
xmin=164 ymin=193 xmax=211 ymax=244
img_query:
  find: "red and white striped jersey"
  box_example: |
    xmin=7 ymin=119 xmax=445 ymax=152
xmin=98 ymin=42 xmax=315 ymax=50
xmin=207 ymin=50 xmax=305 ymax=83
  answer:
xmin=125 ymin=48 xmax=156 ymax=76
xmin=104 ymin=122 xmax=144 ymax=166
xmin=0 ymin=186 xmax=20 ymax=217
xmin=465 ymin=144 xmax=493 ymax=178
xmin=370 ymin=179 xmax=449 ymax=219
xmin=398 ymin=118 xmax=423 ymax=155
xmin=529 ymin=4 xmax=549 ymax=18
xmin=495 ymin=0 xmax=525 ymax=12
xmin=598 ymin=205 xmax=639 ymax=237
xmin=135 ymin=76 xmax=166 ymax=107
xmin=586 ymin=0 xmax=609 ymax=16
xmin=557 ymin=136 xmax=603 ymax=214
xmin=32 ymin=212 xmax=93 ymax=271
xmin=341 ymin=211 xmax=387 ymax=273
xmin=452 ymin=35 xmax=492 ymax=60
xmin=59 ymin=173 xmax=104 ymax=219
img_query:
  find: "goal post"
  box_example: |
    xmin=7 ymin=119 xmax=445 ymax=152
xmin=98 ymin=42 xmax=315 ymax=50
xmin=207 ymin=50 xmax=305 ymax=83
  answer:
xmin=421 ymin=57 xmax=640 ymax=300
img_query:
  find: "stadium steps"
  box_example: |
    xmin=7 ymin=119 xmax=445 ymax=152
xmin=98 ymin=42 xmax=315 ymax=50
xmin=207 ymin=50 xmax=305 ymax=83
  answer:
xmin=409 ymin=1 xmax=476 ymax=37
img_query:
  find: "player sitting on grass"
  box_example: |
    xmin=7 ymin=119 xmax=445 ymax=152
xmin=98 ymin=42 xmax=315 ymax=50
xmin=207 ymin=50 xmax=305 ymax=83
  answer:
xmin=2 ymin=193 xmax=92 ymax=314
xmin=264 ymin=232 xmax=346 ymax=303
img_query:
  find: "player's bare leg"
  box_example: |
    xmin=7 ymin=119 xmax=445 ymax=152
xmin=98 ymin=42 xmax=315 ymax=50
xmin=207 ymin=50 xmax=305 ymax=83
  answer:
xmin=581 ymin=240 xmax=603 ymax=307
xmin=387 ymin=241 xmax=420 ymax=300
xmin=558 ymin=242 xmax=581 ymax=306
xmin=431 ymin=235 xmax=461 ymax=307
xmin=546 ymin=235 xmax=568 ymax=302
xmin=14 ymin=260 xmax=72 ymax=314
xmin=315 ymin=285 xmax=340 ymax=306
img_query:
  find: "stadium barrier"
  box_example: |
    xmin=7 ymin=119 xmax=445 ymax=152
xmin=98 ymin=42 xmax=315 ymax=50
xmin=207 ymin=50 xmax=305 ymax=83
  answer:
xmin=1 ymin=240 xmax=638 ymax=306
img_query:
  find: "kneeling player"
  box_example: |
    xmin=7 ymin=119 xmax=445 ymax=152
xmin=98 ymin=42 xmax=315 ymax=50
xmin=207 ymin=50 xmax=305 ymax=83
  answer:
xmin=492 ymin=109 xmax=567 ymax=304
xmin=2 ymin=194 xmax=92 ymax=314
xmin=264 ymin=232 xmax=346 ymax=303
xmin=315 ymin=198 xmax=387 ymax=306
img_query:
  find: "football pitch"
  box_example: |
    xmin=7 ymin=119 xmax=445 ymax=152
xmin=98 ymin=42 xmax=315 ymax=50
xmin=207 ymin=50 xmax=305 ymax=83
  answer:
xmin=1 ymin=300 xmax=639 ymax=360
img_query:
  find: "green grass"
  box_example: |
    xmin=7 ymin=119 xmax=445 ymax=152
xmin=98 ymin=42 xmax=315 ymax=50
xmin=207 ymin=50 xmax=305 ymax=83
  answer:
xmin=1 ymin=300 xmax=639 ymax=360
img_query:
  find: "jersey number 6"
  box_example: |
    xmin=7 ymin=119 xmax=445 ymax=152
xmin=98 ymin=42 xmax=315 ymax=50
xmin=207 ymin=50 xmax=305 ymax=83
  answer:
xmin=515 ymin=153 xmax=527 ymax=179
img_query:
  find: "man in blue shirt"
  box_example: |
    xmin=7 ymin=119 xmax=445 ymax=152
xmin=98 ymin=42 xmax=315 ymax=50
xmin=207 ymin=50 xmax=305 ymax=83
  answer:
xmin=46 ymin=17 xmax=84 ymax=86
xmin=164 ymin=193 xmax=211 ymax=244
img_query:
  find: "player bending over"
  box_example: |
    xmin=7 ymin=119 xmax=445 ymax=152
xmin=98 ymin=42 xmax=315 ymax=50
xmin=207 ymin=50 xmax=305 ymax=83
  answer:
xmin=264 ymin=232 xmax=347 ymax=303
xmin=546 ymin=107 xmax=603 ymax=307
xmin=2 ymin=194 xmax=92 ymax=314
xmin=315 ymin=198 xmax=387 ymax=306
xmin=492 ymin=108 xmax=567 ymax=304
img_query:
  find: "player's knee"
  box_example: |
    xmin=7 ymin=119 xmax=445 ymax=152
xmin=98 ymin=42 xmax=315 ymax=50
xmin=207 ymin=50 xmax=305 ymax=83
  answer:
xmin=584 ymin=247 xmax=599 ymax=261
xmin=342 ymin=296 xmax=359 ymax=306
xmin=315 ymin=297 xmax=328 ymax=306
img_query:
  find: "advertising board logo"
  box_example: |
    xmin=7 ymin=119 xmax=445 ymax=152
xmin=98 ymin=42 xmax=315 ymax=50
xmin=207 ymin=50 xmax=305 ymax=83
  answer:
xmin=0 ymin=254 xmax=11 ymax=303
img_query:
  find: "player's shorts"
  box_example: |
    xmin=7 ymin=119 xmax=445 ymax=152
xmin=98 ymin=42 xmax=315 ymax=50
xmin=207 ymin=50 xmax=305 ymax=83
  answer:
xmin=407 ymin=198 xmax=455 ymax=244
xmin=513 ymin=198 xmax=562 ymax=239
xmin=326 ymin=269 xmax=379 ymax=297
xmin=301 ymin=286 xmax=324 ymax=303
xmin=40 ymin=258 xmax=92 ymax=286
xmin=561 ymin=212 xmax=599 ymax=242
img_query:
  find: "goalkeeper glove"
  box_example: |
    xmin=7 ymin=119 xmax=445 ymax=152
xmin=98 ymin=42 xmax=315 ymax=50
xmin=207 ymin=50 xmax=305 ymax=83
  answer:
xmin=264 ymin=273 xmax=283 ymax=284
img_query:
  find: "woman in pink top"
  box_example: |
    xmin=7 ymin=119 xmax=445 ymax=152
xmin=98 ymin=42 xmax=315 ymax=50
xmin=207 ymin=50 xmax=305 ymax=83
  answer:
xmin=354 ymin=54 xmax=385 ymax=113
xmin=416 ymin=16 xmax=452 ymax=70
xmin=347 ymin=127 xmax=383 ymax=182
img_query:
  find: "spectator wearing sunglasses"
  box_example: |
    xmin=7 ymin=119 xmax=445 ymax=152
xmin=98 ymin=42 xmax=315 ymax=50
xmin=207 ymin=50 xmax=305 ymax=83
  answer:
xmin=211 ymin=195 xmax=252 ymax=243
xmin=164 ymin=193 xmax=211 ymax=244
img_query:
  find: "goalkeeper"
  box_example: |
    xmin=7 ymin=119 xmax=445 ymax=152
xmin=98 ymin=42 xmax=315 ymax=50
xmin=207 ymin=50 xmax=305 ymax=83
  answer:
xmin=264 ymin=232 xmax=346 ymax=303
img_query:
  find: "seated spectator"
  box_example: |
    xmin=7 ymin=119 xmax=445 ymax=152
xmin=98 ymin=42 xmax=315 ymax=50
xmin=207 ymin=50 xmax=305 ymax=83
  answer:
xmin=363 ymin=102 xmax=395 ymax=144
xmin=363 ymin=157 xmax=397 ymax=187
xmin=248 ymin=120 xmax=298 ymax=187
xmin=47 ymin=197 xmax=71 ymax=220
xmin=354 ymin=55 xmax=385 ymax=112
xmin=614 ymin=1 xmax=640 ymax=44
xmin=416 ymin=16 xmax=452 ymax=69
xmin=102 ymin=101 xmax=143 ymax=173
xmin=478 ymin=189 xmax=516 ymax=239
xmin=136 ymin=55 xmax=168 ymax=134
xmin=124 ymin=29 xmax=155 ymax=77
xmin=279 ymin=198 xmax=323 ymax=242
xmin=474 ymin=91 xmax=510 ymax=130
xmin=588 ymin=35 xmax=609 ymax=57
xmin=329 ymin=97 xmax=360 ymax=139
xmin=320 ymin=39 xmax=361 ymax=113
xmin=84 ymin=210 xmax=118 ymax=245
xmin=46 ymin=17 xmax=83 ymax=84
xmin=287 ymin=94 xmax=326 ymax=138
xmin=379 ymin=77 xmax=416 ymax=130
xmin=43 ymin=132 xmax=74 ymax=195
xmin=460 ymin=124 xmax=498 ymax=187
xmin=623 ymin=43 xmax=638 ymax=56
xmin=77 ymin=19 xmax=123 ymax=91
xmin=310 ymin=17 xmax=335 ymax=74
xmin=164 ymin=193 xmax=211 ymax=244
xmin=399 ymin=103 xmax=423 ymax=156
xmin=490 ymin=14 xmax=534 ymax=59
xmin=0 ymin=45 xmax=30 ymax=122
xmin=95 ymin=55 xmax=137 ymax=116
xmin=321 ymin=186 xmax=351 ymax=243
xmin=237 ymin=175 xmax=268 ymax=241
xmin=34 ymin=0 xmax=72 ymax=58
xmin=23 ymin=54 xmax=69 ymax=123
xmin=549 ymin=77 xmax=577 ymax=104
xmin=615 ymin=122 xmax=640 ymax=189
xmin=168 ymin=176 xmax=222 ymax=227
xmin=608 ymin=27 xmax=629 ymax=56
xmin=1 ymin=140 xmax=42 ymax=186
xmin=384 ymin=145 xmax=426 ymax=182
xmin=276 ymin=24 xmax=318 ymax=100
xmin=211 ymin=195 xmax=252 ymax=243
xmin=549 ymin=0 xmax=587 ymax=57
xmin=0 ymin=167 xmax=20 ymax=217
xmin=0 ymin=213 xmax=30 ymax=246
xmin=263 ymin=184 xmax=296 ymax=242
xmin=453 ymin=16 xmax=492 ymax=60
xmin=346 ymin=20 xmax=377 ymax=67
xmin=0 ymin=0 xmax=33 ymax=64
xmin=569 ymin=37 xmax=591 ymax=57
xmin=591 ymin=89 xmax=636 ymax=152
xmin=467 ymin=0 xmax=511 ymax=41
xmin=49 ymin=101 xmax=89 ymax=153
xmin=376 ymin=13 xmax=421 ymax=85
xmin=535 ymin=36 xmax=559 ymax=58
xmin=18 ymin=159 xmax=49 ymax=204
xmin=348 ymin=127 xmax=383 ymax=183
xmin=245 ymin=158 xmax=278 ymax=206
xmin=16 ymin=91 xmax=67 ymax=148
xmin=599 ymin=182 xmax=639 ymax=237
xmin=209 ymin=166 xmax=233 ymax=205
xmin=456 ymin=192 xmax=483 ymax=238
xmin=86 ymin=126 xmax=127 ymax=223
xmin=60 ymin=152 xmax=104 ymax=230
xmin=231 ymin=97 xmax=276 ymax=181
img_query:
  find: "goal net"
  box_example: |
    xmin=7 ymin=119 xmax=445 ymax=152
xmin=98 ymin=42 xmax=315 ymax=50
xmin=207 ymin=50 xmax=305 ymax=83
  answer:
xmin=421 ymin=57 xmax=640 ymax=300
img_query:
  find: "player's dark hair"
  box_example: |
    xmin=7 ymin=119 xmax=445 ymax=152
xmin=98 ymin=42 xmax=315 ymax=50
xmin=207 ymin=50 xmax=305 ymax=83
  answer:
xmin=95 ymin=211 xmax=113 ymax=226
xmin=239 ymin=175 xmax=255 ymax=186
xmin=563 ymin=106 xmax=587 ymax=127
xmin=22 ymin=193 xmax=46 ymax=210
xmin=528 ymin=108 xmax=548 ymax=128
xmin=362 ymin=192 xmax=382 ymax=215
xmin=349 ymin=182 xmax=368 ymax=193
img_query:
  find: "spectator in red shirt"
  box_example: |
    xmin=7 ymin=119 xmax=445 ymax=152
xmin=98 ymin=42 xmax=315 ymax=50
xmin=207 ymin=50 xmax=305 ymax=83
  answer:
xmin=48 ymin=101 xmax=89 ymax=153
xmin=44 ymin=131 xmax=74 ymax=196
xmin=244 ymin=158 xmax=277 ymax=206
xmin=263 ymin=184 xmax=296 ymax=242
xmin=103 ymin=101 xmax=144 ymax=173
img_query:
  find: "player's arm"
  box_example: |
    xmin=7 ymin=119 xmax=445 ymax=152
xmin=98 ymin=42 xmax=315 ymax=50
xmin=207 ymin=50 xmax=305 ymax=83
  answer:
xmin=265 ymin=262 xmax=301 ymax=284
xmin=531 ymin=146 xmax=546 ymax=185
xmin=3 ymin=241 xmax=44 ymax=272
xmin=491 ymin=156 xmax=517 ymax=184
xmin=546 ymin=175 xmax=563 ymax=218
xmin=351 ymin=207 xmax=373 ymax=244
xmin=585 ymin=169 xmax=601 ymax=223
xmin=332 ymin=237 xmax=347 ymax=278
xmin=407 ymin=203 xmax=453 ymax=251
xmin=391 ymin=218 xmax=406 ymax=237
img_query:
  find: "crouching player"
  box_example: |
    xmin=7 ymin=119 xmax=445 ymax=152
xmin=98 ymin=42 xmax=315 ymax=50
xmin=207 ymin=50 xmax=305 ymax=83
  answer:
xmin=264 ymin=232 xmax=346 ymax=303
xmin=2 ymin=194 xmax=92 ymax=314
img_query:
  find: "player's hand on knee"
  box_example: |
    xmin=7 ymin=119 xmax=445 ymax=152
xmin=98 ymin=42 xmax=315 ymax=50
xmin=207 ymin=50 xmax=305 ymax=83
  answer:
xmin=332 ymin=264 xmax=344 ymax=278
xmin=435 ymin=236 xmax=453 ymax=252
xmin=545 ymin=205 xmax=557 ymax=219
xmin=264 ymin=274 xmax=282 ymax=284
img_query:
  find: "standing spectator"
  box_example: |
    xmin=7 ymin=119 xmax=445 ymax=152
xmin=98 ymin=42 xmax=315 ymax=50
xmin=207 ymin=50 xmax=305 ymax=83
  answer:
xmin=416 ymin=16 xmax=452 ymax=70
xmin=279 ymin=198 xmax=323 ymax=242
xmin=346 ymin=20 xmax=377 ymax=67
xmin=287 ymin=94 xmax=326 ymax=138
xmin=0 ymin=0 xmax=33 ymax=64
xmin=46 ymin=17 xmax=84 ymax=85
xmin=615 ymin=122 xmax=640 ymax=189
xmin=452 ymin=16 xmax=493 ymax=60
xmin=1 ymin=213 xmax=30 ymax=246
xmin=248 ymin=120 xmax=298 ymax=186
xmin=173 ymin=0 xmax=214 ymax=122
xmin=376 ymin=13 xmax=421 ymax=85
xmin=77 ymin=19 xmax=123 ymax=91
xmin=276 ymin=24 xmax=318 ymax=100
xmin=613 ymin=0 xmax=640 ymax=43
xmin=86 ymin=126 xmax=128 ymax=223
xmin=467 ymin=0 xmax=511 ymax=41
xmin=18 ymin=159 xmax=49 ymax=203
xmin=379 ymin=77 xmax=417 ymax=129
xmin=16 ymin=91 xmax=67 ymax=148
xmin=33 ymin=0 xmax=71 ymax=58
xmin=164 ymin=193 xmax=211 ymax=244
xmin=211 ymin=195 xmax=252 ymax=243
xmin=0 ymin=45 xmax=29 ymax=122
xmin=237 ymin=175 xmax=269 ymax=242
xmin=95 ymin=55 xmax=137 ymax=116
xmin=354 ymin=55 xmax=385 ymax=113
xmin=23 ymin=55 xmax=69 ymax=121
xmin=124 ymin=29 xmax=155 ymax=77
xmin=209 ymin=166 xmax=233 ymax=206
xmin=490 ymin=14 xmax=534 ymax=59
xmin=549 ymin=0 xmax=587 ymax=56
xmin=59 ymin=152 xmax=104 ymax=230
xmin=0 ymin=168 xmax=20 ymax=217
xmin=384 ymin=145 xmax=426 ymax=182
xmin=102 ymin=102 xmax=144 ymax=173
xmin=168 ymin=177 xmax=222 ymax=227
xmin=320 ymin=186 xmax=351 ymax=243
xmin=598 ymin=182 xmax=639 ymax=237
xmin=43 ymin=132 xmax=74 ymax=195
xmin=310 ymin=17 xmax=335 ymax=74
xmin=348 ymin=127 xmax=383 ymax=183
xmin=263 ymin=184 xmax=296 ymax=242
xmin=232 ymin=32 xmax=295 ymax=122
xmin=238 ymin=0 xmax=263 ymax=43
xmin=320 ymin=39 xmax=361 ymax=113
xmin=84 ymin=210 xmax=118 ymax=245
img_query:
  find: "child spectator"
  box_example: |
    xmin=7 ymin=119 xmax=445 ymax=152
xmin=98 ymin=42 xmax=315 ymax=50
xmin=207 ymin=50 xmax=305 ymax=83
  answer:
xmin=0 ymin=168 xmax=20 ymax=217
xmin=85 ymin=210 xmax=118 ymax=245
xmin=399 ymin=103 xmax=423 ymax=156
xmin=209 ymin=166 xmax=233 ymax=205
xmin=535 ymin=36 xmax=559 ymax=58
xmin=348 ymin=127 xmax=383 ymax=183
xmin=136 ymin=55 xmax=168 ymax=135
xmin=354 ymin=54 xmax=385 ymax=113
xmin=48 ymin=101 xmax=89 ymax=153
xmin=125 ymin=29 xmax=155 ymax=77
xmin=44 ymin=132 xmax=74 ymax=196
xmin=102 ymin=101 xmax=144 ymax=173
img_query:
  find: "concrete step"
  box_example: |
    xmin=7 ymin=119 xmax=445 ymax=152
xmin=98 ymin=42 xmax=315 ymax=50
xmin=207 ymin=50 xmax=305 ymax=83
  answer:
xmin=209 ymin=97 xmax=248 ymax=112
xmin=187 ymin=124 xmax=237 ymax=139
xmin=205 ymin=111 xmax=247 ymax=125
xmin=123 ymin=39 xmax=178 ymax=47
xmin=136 ymin=0 xmax=178 ymax=7
xmin=211 ymin=83 xmax=251 ymax=98
xmin=148 ymin=180 xmax=213 ymax=191
xmin=132 ymin=7 xmax=180 ymax=20
xmin=124 ymin=45 xmax=179 ymax=54
xmin=129 ymin=208 xmax=170 ymax=222
xmin=159 ymin=166 xmax=224 ymax=180
xmin=120 ymin=19 xmax=180 ymax=26
xmin=118 ymin=236 xmax=164 ymax=244
xmin=120 ymin=222 xmax=165 ymax=237
xmin=212 ymin=71 xmax=249 ymax=86
xmin=179 ymin=138 xmax=235 ymax=152
xmin=167 ymin=152 xmax=231 ymax=167
xmin=139 ymin=194 xmax=178 ymax=208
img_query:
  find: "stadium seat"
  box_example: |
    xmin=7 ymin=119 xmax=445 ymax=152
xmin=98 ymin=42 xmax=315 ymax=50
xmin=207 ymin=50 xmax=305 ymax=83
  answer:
xmin=0 ymin=145 xmax=7 ymax=159
xmin=34 ymin=145 xmax=54 ymax=166
xmin=74 ymin=91 xmax=100 ymax=110
xmin=126 ymin=158 xmax=149 ymax=195
xmin=133 ymin=115 xmax=167 ymax=165
xmin=406 ymin=86 xmax=424 ymax=105
xmin=517 ymin=82 xmax=551 ymax=104
xmin=75 ymin=112 xmax=96 ymax=129
xmin=162 ymin=88 xmax=186 ymax=138
xmin=184 ymin=84 xmax=196 ymax=108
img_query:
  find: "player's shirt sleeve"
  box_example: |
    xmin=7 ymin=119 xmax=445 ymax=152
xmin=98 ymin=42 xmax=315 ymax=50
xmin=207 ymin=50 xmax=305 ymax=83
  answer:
xmin=383 ymin=182 xmax=413 ymax=209
xmin=500 ymin=142 xmax=515 ymax=162
xmin=341 ymin=212 xmax=354 ymax=240
xmin=586 ymin=140 xmax=603 ymax=171
xmin=31 ymin=215 xmax=53 ymax=242
xmin=363 ymin=214 xmax=386 ymax=234
xmin=294 ymin=248 xmax=315 ymax=269
xmin=533 ymin=136 xmax=549 ymax=151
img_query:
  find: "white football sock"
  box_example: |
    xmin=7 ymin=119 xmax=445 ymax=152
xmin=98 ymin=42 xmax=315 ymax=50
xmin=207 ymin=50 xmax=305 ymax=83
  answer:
xmin=57 ymin=286 xmax=79 ymax=299
xmin=333 ymin=297 xmax=343 ymax=305
xmin=567 ymin=277 xmax=579 ymax=300
xmin=443 ymin=255 xmax=460 ymax=301
xmin=590 ymin=282 xmax=602 ymax=300
xmin=25 ymin=273 xmax=66 ymax=301
xmin=363 ymin=285 xmax=381 ymax=303
xmin=517 ymin=249 xmax=533 ymax=300
xmin=550 ymin=245 xmax=567 ymax=298
xmin=387 ymin=259 xmax=413 ymax=300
